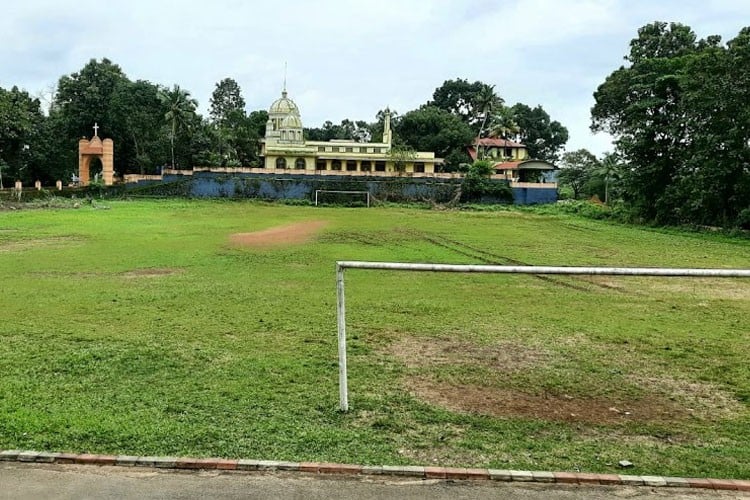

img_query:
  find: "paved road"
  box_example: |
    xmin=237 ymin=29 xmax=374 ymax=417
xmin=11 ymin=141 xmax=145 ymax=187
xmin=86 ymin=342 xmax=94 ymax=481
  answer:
xmin=0 ymin=463 xmax=745 ymax=499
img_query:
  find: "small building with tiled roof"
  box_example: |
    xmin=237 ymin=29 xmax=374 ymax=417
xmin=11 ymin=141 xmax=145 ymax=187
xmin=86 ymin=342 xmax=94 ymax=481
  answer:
xmin=468 ymin=138 xmax=555 ymax=182
xmin=467 ymin=137 xmax=528 ymax=162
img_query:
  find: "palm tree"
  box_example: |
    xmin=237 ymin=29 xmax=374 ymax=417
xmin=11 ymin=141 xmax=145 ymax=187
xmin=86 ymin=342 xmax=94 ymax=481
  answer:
xmin=489 ymin=107 xmax=520 ymax=142
xmin=159 ymin=85 xmax=198 ymax=168
xmin=597 ymin=153 xmax=621 ymax=204
xmin=473 ymin=84 xmax=503 ymax=160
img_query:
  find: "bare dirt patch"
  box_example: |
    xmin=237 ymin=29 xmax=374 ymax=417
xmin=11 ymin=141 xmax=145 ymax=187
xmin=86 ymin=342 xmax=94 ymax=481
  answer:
xmin=409 ymin=377 xmax=687 ymax=425
xmin=386 ymin=336 xmax=549 ymax=372
xmin=121 ymin=268 xmax=183 ymax=278
xmin=229 ymin=220 xmax=327 ymax=248
xmin=627 ymin=374 xmax=743 ymax=420
xmin=387 ymin=337 xmax=741 ymax=425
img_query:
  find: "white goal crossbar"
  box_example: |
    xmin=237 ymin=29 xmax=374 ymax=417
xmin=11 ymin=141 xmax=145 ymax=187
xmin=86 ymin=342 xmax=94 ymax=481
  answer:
xmin=335 ymin=261 xmax=750 ymax=411
xmin=315 ymin=190 xmax=371 ymax=207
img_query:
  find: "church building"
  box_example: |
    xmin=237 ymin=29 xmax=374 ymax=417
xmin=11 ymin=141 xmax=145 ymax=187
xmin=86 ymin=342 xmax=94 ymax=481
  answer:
xmin=260 ymin=88 xmax=442 ymax=174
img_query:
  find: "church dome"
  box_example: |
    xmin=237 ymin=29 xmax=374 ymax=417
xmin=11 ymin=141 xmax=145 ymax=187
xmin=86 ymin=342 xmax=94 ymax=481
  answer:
xmin=269 ymin=91 xmax=299 ymax=115
xmin=281 ymin=114 xmax=302 ymax=129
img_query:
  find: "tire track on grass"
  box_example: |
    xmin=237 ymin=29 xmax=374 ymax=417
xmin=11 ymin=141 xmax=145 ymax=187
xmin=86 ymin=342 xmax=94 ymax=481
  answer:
xmin=424 ymin=234 xmax=629 ymax=294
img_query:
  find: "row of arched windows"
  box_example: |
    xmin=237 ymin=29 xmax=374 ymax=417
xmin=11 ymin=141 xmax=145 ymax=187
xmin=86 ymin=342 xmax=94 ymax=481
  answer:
xmin=281 ymin=130 xmax=303 ymax=141
xmin=275 ymin=158 xmax=307 ymax=170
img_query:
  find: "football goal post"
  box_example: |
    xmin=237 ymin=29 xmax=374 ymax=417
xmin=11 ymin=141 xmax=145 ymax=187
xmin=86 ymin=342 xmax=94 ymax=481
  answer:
xmin=315 ymin=190 xmax=371 ymax=207
xmin=335 ymin=261 xmax=750 ymax=412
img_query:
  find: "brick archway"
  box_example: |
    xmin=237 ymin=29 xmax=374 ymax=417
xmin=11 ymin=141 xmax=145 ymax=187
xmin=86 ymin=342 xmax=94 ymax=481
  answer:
xmin=78 ymin=127 xmax=114 ymax=186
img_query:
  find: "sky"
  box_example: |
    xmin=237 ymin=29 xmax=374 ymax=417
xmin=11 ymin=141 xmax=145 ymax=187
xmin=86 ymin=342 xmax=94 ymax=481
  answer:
xmin=2 ymin=0 xmax=749 ymax=157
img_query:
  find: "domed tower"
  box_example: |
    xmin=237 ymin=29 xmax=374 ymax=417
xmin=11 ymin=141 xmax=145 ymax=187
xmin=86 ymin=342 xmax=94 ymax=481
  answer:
xmin=265 ymin=88 xmax=303 ymax=144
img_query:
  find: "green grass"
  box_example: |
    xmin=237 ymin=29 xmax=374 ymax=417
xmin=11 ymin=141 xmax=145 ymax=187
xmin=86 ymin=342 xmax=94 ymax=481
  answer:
xmin=0 ymin=199 xmax=749 ymax=478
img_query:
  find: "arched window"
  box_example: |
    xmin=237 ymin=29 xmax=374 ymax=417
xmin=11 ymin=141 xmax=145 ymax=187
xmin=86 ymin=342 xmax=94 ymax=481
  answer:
xmin=295 ymin=158 xmax=306 ymax=170
xmin=276 ymin=157 xmax=287 ymax=169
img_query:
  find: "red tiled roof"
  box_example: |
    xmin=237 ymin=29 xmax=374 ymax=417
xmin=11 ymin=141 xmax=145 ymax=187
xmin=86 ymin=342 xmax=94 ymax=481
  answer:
xmin=493 ymin=161 xmax=523 ymax=170
xmin=473 ymin=137 xmax=526 ymax=148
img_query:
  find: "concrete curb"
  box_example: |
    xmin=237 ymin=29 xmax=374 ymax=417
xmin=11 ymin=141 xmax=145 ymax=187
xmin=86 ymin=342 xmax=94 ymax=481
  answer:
xmin=1 ymin=450 xmax=749 ymax=491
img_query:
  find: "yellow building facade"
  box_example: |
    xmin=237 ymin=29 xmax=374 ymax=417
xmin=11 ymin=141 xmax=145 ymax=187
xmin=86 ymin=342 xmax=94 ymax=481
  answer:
xmin=261 ymin=89 xmax=442 ymax=174
xmin=468 ymin=138 xmax=554 ymax=182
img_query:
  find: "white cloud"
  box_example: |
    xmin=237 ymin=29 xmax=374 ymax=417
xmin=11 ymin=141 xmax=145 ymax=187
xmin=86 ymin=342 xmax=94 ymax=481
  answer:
xmin=2 ymin=0 xmax=750 ymax=156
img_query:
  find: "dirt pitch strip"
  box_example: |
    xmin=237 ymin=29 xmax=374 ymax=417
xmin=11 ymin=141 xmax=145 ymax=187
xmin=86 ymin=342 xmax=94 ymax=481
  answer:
xmin=229 ymin=220 xmax=328 ymax=248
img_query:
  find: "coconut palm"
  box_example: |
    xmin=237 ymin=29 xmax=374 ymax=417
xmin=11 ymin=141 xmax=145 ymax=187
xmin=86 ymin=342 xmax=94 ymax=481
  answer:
xmin=473 ymin=84 xmax=504 ymax=160
xmin=597 ymin=152 xmax=621 ymax=204
xmin=159 ymin=85 xmax=198 ymax=168
xmin=489 ymin=106 xmax=520 ymax=142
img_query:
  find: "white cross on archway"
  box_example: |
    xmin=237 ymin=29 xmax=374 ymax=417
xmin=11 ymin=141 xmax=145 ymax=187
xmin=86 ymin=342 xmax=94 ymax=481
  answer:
xmin=93 ymin=123 xmax=99 ymax=137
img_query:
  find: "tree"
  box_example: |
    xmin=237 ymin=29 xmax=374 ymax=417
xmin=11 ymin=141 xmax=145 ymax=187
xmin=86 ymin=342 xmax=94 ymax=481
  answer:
xmin=489 ymin=106 xmax=520 ymax=140
xmin=395 ymin=105 xmax=474 ymax=171
xmin=206 ymin=78 xmax=247 ymax=167
xmin=53 ymin=58 xmax=130 ymax=164
xmin=159 ymin=85 xmax=198 ymax=168
xmin=674 ymin=28 xmax=750 ymax=226
xmin=50 ymin=58 xmax=174 ymax=176
xmin=511 ymin=103 xmax=568 ymax=162
xmin=592 ymin=22 xmax=750 ymax=226
xmin=626 ymin=21 xmax=698 ymax=64
xmin=429 ymin=78 xmax=480 ymax=122
xmin=429 ymin=79 xmax=568 ymax=163
xmin=592 ymin=22 xmax=701 ymax=222
xmin=557 ymin=149 xmax=599 ymax=199
xmin=429 ymin=78 xmax=488 ymax=130
xmin=461 ymin=160 xmax=513 ymax=203
xmin=387 ymin=145 xmax=417 ymax=173
xmin=306 ymin=120 xmax=349 ymax=141
xmin=0 ymin=86 xmax=45 ymax=183
xmin=245 ymin=109 xmax=269 ymax=164
xmin=209 ymin=78 xmax=246 ymax=125
xmin=303 ymin=118 xmax=371 ymax=143
xmin=474 ymin=84 xmax=504 ymax=141
xmin=595 ymin=153 xmax=622 ymax=204
xmin=110 ymin=79 xmax=170 ymax=174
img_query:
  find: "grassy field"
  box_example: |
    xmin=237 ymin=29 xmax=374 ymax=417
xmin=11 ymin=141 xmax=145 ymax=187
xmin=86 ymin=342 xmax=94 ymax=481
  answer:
xmin=0 ymin=199 xmax=749 ymax=478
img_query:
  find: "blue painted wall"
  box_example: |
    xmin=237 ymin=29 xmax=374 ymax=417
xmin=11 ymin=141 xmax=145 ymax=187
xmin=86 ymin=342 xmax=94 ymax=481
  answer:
xmin=512 ymin=186 xmax=558 ymax=205
xmin=129 ymin=172 xmax=557 ymax=205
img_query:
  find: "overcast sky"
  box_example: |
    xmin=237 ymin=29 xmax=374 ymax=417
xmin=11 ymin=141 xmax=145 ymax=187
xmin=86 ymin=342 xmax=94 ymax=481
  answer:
xmin=2 ymin=0 xmax=749 ymax=156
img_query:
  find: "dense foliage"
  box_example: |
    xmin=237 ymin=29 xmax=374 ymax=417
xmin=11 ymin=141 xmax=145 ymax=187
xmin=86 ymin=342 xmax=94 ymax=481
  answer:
xmin=0 ymin=86 xmax=45 ymax=187
xmin=460 ymin=160 xmax=514 ymax=203
xmin=0 ymin=59 xmax=567 ymax=187
xmin=425 ymin=78 xmax=569 ymax=167
xmin=0 ymin=59 xmax=270 ymax=183
xmin=592 ymin=22 xmax=750 ymax=228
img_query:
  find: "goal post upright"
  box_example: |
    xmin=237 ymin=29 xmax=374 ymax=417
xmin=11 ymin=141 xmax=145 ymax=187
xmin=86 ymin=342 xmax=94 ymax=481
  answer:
xmin=335 ymin=261 xmax=750 ymax=412
xmin=336 ymin=263 xmax=349 ymax=411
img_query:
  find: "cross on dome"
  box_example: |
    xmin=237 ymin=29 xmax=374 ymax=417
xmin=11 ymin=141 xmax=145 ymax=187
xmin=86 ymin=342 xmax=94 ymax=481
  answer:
xmin=93 ymin=123 xmax=99 ymax=137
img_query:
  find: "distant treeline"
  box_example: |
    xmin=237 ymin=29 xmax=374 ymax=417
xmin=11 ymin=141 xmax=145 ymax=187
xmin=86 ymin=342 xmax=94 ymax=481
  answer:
xmin=0 ymin=60 xmax=567 ymax=188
